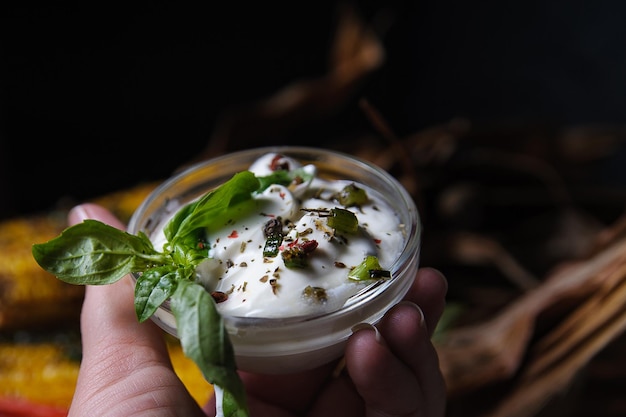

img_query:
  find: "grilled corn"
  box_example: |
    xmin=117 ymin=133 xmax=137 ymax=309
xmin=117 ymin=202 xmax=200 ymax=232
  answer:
xmin=0 ymin=338 xmax=213 ymax=410
xmin=0 ymin=182 xmax=157 ymax=330
xmin=0 ymin=181 xmax=215 ymax=411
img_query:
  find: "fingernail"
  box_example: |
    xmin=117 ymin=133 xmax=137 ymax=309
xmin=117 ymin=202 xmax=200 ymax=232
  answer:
xmin=68 ymin=204 xmax=125 ymax=229
xmin=351 ymin=322 xmax=382 ymax=343
xmin=68 ymin=204 xmax=92 ymax=224
xmin=398 ymin=301 xmax=426 ymax=327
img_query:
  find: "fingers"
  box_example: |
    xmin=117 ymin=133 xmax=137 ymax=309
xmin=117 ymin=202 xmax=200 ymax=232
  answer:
xmin=67 ymin=204 xmax=204 ymax=416
xmin=68 ymin=203 xmax=126 ymax=229
xmin=68 ymin=204 xmax=165 ymax=353
xmin=236 ymin=363 xmax=337 ymax=416
xmin=382 ymin=302 xmax=446 ymax=416
xmin=344 ymin=268 xmax=448 ymax=417
xmin=404 ymin=267 xmax=448 ymax=336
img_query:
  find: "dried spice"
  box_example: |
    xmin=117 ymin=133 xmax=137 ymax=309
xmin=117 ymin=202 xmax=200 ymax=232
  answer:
xmin=302 ymin=286 xmax=328 ymax=304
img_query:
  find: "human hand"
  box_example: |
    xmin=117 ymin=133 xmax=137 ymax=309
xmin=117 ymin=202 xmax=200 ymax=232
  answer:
xmin=66 ymin=204 xmax=206 ymax=417
xmin=67 ymin=203 xmax=447 ymax=417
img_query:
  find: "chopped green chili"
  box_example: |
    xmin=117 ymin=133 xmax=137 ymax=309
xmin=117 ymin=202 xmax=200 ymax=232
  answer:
xmin=336 ymin=183 xmax=368 ymax=207
xmin=326 ymin=208 xmax=358 ymax=234
xmin=348 ymin=255 xmax=391 ymax=281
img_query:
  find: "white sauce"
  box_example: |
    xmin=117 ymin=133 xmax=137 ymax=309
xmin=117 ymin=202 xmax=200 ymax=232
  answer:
xmin=153 ymin=153 xmax=404 ymax=318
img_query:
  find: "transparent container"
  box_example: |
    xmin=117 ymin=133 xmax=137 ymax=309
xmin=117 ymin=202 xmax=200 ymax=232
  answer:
xmin=127 ymin=146 xmax=421 ymax=374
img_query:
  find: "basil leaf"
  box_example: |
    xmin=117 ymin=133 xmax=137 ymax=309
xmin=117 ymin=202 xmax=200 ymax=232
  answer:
xmin=171 ymin=280 xmax=249 ymax=416
xmin=165 ymin=171 xmax=259 ymax=244
xmin=134 ymin=266 xmax=182 ymax=322
xmin=222 ymin=389 xmax=250 ymax=417
xmin=32 ymin=220 xmax=167 ymax=285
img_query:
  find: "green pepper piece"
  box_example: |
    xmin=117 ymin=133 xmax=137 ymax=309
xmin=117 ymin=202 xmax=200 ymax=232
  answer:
xmin=348 ymin=255 xmax=390 ymax=281
xmin=326 ymin=208 xmax=358 ymax=234
xmin=263 ymin=234 xmax=283 ymax=258
xmin=281 ymin=247 xmax=308 ymax=268
xmin=336 ymin=183 xmax=368 ymax=207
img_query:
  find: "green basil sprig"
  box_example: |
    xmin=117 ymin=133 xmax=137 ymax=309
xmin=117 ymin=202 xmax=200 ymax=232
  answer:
xmin=32 ymin=170 xmax=262 ymax=417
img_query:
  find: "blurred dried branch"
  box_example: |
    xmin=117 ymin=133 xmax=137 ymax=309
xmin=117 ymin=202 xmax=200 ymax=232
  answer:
xmin=439 ymin=217 xmax=626 ymax=416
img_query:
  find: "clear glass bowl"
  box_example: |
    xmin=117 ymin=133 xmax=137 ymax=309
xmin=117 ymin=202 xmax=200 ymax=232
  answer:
xmin=127 ymin=146 xmax=421 ymax=374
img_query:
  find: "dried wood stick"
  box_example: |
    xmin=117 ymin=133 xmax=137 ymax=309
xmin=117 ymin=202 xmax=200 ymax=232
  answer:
xmin=485 ymin=292 xmax=626 ymax=417
xmin=448 ymin=232 xmax=540 ymax=291
xmin=525 ymin=262 xmax=626 ymax=378
xmin=437 ymin=231 xmax=626 ymax=396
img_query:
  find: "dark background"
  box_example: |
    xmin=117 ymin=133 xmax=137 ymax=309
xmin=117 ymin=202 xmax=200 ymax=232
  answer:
xmin=2 ymin=1 xmax=626 ymax=220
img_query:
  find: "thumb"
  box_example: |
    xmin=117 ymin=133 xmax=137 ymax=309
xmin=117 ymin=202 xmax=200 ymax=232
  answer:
xmin=67 ymin=204 xmax=201 ymax=416
xmin=68 ymin=203 xmax=127 ymax=229
xmin=69 ymin=203 xmax=169 ymax=364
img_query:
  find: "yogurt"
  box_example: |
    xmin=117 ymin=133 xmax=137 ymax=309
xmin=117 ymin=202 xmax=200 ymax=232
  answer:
xmin=129 ymin=146 xmax=421 ymax=373
xmin=152 ymin=153 xmax=405 ymax=319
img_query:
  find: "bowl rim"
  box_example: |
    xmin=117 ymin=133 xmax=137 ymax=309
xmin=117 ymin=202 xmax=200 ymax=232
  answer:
xmin=127 ymin=145 xmax=421 ymax=328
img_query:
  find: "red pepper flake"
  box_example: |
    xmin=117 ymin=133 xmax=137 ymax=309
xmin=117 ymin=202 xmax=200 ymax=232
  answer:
xmin=373 ymin=238 xmax=382 ymax=244
xmin=211 ymin=291 xmax=228 ymax=303
xmin=270 ymin=154 xmax=289 ymax=171
xmin=228 ymin=230 xmax=239 ymax=239
xmin=300 ymin=239 xmax=318 ymax=254
xmin=279 ymin=191 xmax=286 ymax=199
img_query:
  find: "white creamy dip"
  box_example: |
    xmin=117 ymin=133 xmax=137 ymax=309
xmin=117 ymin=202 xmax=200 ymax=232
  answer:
xmin=153 ymin=153 xmax=405 ymax=318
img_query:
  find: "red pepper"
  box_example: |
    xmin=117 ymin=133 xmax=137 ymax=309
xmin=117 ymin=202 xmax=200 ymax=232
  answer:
xmin=0 ymin=397 xmax=68 ymax=417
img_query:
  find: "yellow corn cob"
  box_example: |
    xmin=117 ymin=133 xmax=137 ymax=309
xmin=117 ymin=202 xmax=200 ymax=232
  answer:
xmin=0 ymin=181 xmax=212 ymax=411
xmin=0 ymin=182 xmax=157 ymax=330
xmin=0 ymin=337 xmax=213 ymax=410
xmin=0 ymin=342 xmax=79 ymax=409
xmin=0 ymin=213 xmax=84 ymax=330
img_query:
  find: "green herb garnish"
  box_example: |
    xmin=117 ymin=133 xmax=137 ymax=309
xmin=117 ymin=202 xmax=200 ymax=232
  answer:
xmin=326 ymin=208 xmax=359 ymax=234
xmin=281 ymin=246 xmax=309 ymax=268
xmin=32 ymin=171 xmax=261 ymax=417
xmin=335 ymin=183 xmax=368 ymax=207
xmin=263 ymin=234 xmax=283 ymax=258
xmin=348 ymin=255 xmax=391 ymax=281
xmin=255 ymin=167 xmax=313 ymax=191
xmin=262 ymin=218 xmax=283 ymax=258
